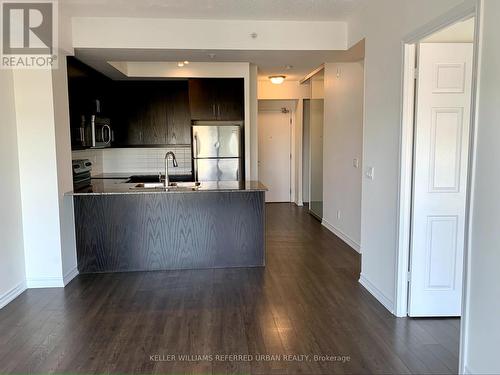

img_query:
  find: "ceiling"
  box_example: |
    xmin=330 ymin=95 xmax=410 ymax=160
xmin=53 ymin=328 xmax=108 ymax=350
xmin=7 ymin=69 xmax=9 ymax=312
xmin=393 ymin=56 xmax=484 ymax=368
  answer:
xmin=422 ymin=17 xmax=475 ymax=43
xmin=63 ymin=0 xmax=367 ymax=21
xmin=75 ymin=42 xmax=364 ymax=81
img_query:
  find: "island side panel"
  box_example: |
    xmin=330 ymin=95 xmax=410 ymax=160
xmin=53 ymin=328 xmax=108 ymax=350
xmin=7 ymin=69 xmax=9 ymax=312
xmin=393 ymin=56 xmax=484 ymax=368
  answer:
xmin=73 ymin=191 xmax=265 ymax=273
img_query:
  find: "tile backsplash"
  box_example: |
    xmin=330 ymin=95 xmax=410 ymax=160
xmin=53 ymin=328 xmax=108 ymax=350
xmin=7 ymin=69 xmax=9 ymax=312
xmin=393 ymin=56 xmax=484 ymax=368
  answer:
xmin=72 ymin=146 xmax=192 ymax=176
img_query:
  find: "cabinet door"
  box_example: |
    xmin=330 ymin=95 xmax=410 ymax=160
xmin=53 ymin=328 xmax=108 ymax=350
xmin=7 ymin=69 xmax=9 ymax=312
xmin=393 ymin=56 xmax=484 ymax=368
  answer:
xmin=216 ymin=78 xmax=244 ymax=121
xmin=167 ymin=81 xmax=191 ymax=145
xmin=116 ymin=82 xmax=168 ymax=146
xmin=142 ymin=84 xmax=168 ymax=145
xmin=188 ymin=79 xmax=217 ymax=120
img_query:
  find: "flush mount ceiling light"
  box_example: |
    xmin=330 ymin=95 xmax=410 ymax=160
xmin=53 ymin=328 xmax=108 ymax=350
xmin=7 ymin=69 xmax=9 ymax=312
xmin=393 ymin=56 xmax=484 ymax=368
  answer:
xmin=269 ymin=75 xmax=286 ymax=84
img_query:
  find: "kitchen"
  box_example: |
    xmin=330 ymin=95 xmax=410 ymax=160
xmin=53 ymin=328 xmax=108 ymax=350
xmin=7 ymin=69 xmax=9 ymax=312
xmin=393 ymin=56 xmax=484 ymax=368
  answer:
xmin=67 ymin=56 xmax=266 ymax=273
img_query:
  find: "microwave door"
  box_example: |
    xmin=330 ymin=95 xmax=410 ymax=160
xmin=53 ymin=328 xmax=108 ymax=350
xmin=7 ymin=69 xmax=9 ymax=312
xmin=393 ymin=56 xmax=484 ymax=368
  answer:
xmin=192 ymin=125 xmax=240 ymax=158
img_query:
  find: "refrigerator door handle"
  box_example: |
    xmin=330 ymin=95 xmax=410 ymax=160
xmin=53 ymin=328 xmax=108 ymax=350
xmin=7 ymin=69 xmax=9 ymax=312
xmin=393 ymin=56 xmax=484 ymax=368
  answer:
xmin=194 ymin=159 xmax=199 ymax=182
xmin=193 ymin=134 xmax=199 ymax=158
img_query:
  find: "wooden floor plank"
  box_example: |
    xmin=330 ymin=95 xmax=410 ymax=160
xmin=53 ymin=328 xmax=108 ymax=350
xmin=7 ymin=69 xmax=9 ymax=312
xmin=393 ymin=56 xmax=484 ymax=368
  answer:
xmin=0 ymin=203 xmax=460 ymax=374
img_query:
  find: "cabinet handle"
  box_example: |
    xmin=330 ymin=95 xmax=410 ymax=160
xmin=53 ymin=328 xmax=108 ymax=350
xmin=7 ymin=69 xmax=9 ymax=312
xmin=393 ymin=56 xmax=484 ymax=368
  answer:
xmin=218 ymin=104 xmax=221 ymax=119
xmin=212 ymin=104 xmax=216 ymax=117
xmin=102 ymin=124 xmax=111 ymax=144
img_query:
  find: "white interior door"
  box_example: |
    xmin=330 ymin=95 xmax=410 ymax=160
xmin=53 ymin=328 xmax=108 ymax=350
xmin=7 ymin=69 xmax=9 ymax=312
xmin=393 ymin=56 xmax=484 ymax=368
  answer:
xmin=258 ymin=111 xmax=291 ymax=202
xmin=409 ymin=43 xmax=473 ymax=317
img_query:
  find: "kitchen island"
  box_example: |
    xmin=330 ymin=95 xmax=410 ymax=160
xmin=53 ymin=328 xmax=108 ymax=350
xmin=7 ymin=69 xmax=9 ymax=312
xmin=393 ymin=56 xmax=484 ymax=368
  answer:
xmin=68 ymin=178 xmax=266 ymax=273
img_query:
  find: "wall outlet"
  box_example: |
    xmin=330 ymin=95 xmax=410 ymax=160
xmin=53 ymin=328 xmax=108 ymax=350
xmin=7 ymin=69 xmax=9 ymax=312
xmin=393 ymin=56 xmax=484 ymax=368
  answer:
xmin=337 ymin=210 xmax=341 ymax=220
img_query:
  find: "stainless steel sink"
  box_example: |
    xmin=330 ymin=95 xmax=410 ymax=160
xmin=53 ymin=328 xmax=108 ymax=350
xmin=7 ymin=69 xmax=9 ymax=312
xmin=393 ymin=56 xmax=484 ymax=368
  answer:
xmin=132 ymin=182 xmax=201 ymax=191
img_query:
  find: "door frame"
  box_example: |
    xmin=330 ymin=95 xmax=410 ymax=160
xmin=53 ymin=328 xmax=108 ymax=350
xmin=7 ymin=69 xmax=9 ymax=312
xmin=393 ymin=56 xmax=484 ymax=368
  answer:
xmin=395 ymin=1 xmax=481 ymax=372
xmin=257 ymin=105 xmax=294 ymax=202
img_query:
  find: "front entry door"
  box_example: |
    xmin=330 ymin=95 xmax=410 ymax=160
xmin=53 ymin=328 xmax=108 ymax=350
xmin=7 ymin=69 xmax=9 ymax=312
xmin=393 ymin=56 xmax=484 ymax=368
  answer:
xmin=409 ymin=43 xmax=473 ymax=317
xmin=258 ymin=111 xmax=291 ymax=202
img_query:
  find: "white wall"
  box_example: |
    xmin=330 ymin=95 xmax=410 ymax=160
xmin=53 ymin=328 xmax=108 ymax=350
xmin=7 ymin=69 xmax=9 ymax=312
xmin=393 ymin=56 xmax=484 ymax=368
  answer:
xmin=13 ymin=64 xmax=79 ymax=288
xmin=302 ymin=100 xmax=310 ymax=203
xmin=249 ymin=64 xmax=259 ymax=180
xmin=348 ymin=0 xmax=474 ymax=312
xmin=0 ymin=70 xmax=26 ymax=308
xmin=72 ymin=17 xmax=347 ymax=50
xmin=13 ymin=70 xmax=65 ymax=288
xmin=52 ymin=54 xmax=78 ymax=281
xmin=257 ymin=80 xmax=310 ymax=204
xmin=463 ymin=1 xmax=500 ymax=373
xmin=258 ymin=80 xmax=310 ymax=100
xmin=322 ymin=62 xmax=364 ymax=252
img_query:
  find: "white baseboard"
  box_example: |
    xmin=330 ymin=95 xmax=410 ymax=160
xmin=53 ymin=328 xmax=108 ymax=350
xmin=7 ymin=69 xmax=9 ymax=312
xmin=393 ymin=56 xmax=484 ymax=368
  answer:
xmin=359 ymin=274 xmax=395 ymax=314
xmin=0 ymin=281 xmax=27 ymax=309
xmin=63 ymin=266 xmax=79 ymax=286
xmin=1 ymin=268 xmax=79 ymax=308
xmin=26 ymin=277 xmax=65 ymax=288
xmin=321 ymin=219 xmax=361 ymax=253
xmin=463 ymin=365 xmax=477 ymax=375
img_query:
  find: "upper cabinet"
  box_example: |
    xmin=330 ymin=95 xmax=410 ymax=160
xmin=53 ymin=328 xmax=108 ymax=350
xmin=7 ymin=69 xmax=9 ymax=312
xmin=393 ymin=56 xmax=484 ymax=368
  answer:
xmin=188 ymin=78 xmax=244 ymax=121
xmin=113 ymin=81 xmax=191 ymax=146
xmin=67 ymin=58 xmax=246 ymax=149
xmin=166 ymin=81 xmax=192 ymax=145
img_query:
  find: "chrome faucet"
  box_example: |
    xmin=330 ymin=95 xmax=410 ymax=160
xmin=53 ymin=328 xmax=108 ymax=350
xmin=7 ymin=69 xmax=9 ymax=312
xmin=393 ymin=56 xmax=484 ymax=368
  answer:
xmin=164 ymin=151 xmax=178 ymax=187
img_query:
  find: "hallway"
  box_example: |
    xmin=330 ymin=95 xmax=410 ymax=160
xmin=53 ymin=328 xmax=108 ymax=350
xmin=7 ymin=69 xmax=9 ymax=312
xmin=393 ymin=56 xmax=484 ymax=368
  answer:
xmin=0 ymin=204 xmax=459 ymax=374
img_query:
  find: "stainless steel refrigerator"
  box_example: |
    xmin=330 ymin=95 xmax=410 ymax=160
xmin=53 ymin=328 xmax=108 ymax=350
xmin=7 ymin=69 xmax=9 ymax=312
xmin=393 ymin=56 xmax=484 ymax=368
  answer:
xmin=192 ymin=122 xmax=243 ymax=182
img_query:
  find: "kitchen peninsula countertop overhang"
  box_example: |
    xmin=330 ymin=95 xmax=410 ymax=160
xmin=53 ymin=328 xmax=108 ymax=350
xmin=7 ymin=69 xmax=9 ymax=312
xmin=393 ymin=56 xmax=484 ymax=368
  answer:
xmin=67 ymin=179 xmax=267 ymax=196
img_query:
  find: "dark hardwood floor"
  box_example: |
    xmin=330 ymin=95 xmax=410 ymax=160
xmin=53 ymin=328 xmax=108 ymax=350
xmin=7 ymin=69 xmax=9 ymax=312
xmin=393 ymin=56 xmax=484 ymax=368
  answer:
xmin=0 ymin=203 xmax=460 ymax=374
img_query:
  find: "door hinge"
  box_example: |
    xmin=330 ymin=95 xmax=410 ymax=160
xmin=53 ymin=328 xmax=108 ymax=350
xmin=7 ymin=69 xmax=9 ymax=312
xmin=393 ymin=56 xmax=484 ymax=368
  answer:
xmin=407 ymin=271 xmax=411 ymax=282
xmin=413 ymin=67 xmax=419 ymax=80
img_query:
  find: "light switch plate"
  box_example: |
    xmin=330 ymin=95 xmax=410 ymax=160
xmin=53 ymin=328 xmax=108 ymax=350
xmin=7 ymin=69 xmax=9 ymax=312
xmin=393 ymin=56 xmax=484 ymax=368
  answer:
xmin=366 ymin=167 xmax=375 ymax=180
xmin=353 ymin=158 xmax=359 ymax=168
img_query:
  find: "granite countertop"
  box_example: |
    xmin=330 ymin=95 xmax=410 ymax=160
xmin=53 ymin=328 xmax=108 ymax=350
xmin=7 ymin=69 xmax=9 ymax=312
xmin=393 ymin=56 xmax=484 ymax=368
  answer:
xmin=67 ymin=179 xmax=267 ymax=196
xmin=91 ymin=173 xmax=194 ymax=181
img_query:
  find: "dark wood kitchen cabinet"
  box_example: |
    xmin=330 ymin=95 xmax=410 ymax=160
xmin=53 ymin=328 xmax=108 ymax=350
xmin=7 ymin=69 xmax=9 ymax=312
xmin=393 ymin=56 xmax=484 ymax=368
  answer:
xmin=166 ymin=82 xmax=191 ymax=144
xmin=113 ymin=81 xmax=191 ymax=146
xmin=188 ymin=78 xmax=244 ymax=121
xmin=67 ymin=57 xmax=245 ymax=149
xmin=67 ymin=57 xmax=113 ymax=149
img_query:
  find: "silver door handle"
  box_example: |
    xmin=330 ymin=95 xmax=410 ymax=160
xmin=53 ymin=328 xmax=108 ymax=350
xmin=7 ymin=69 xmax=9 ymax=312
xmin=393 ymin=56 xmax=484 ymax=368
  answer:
xmin=102 ymin=124 xmax=111 ymax=144
xmin=193 ymin=134 xmax=199 ymax=156
xmin=91 ymin=115 xmax=96 ymax=147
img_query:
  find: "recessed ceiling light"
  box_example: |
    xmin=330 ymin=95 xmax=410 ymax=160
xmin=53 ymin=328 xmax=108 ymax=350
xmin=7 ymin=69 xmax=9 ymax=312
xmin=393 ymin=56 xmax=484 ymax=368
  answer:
xmin=269 ymin=75 xmax=286 ymax=84
xmin=177 ymin=61 xmax=184 ymax=67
